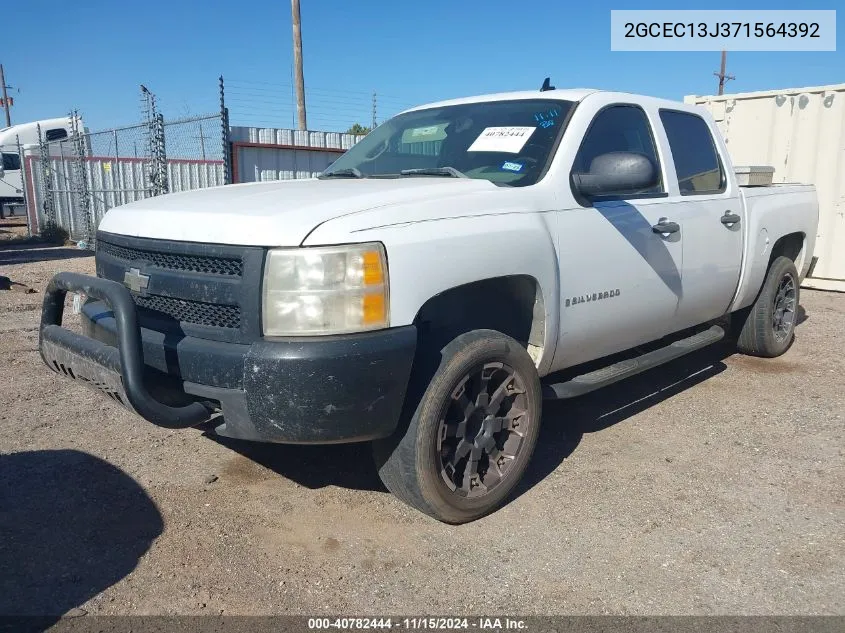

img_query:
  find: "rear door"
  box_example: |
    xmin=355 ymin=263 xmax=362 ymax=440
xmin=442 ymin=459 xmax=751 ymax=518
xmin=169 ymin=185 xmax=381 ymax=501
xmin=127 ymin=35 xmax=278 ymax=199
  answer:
xmin=657 ymin=109 xmax=743 ymax=327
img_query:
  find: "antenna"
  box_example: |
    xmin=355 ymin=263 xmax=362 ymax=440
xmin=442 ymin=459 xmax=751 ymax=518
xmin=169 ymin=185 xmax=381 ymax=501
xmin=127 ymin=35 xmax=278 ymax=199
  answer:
xmin=540 ymin=77 xmax=555 ymax=92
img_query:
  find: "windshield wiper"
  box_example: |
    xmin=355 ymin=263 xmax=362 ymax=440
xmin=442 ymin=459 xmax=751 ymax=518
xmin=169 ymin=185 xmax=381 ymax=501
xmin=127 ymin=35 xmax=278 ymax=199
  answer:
xmin=319 ymin=167 xmax=365 ymax=179
xmin=399 ymin=167 xmax=467 ymax=179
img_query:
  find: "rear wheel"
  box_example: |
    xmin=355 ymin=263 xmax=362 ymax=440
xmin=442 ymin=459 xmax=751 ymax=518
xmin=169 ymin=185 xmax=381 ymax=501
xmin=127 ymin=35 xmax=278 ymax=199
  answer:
xmin=735 ymin=255 xmax=799 ymax=357
xmin=373 ymin=329 xmax=542 ymax=524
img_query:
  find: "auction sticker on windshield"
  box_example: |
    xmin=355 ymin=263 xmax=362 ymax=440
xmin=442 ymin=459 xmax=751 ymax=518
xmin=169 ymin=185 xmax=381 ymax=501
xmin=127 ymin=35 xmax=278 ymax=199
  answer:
xmin=467 ymin=126 xmax=536 ymax=153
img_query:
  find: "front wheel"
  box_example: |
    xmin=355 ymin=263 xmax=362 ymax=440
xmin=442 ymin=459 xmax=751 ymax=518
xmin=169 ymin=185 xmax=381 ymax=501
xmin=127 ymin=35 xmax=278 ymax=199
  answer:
xmin=735 ymin=255 xmax=800 ymax=357
xmin=373 ymin=329 xmax=542 ymax=524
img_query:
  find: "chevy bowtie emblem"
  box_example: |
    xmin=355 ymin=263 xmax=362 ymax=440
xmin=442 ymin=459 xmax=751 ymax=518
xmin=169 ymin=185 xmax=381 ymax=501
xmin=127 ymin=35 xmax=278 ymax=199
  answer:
xmin=123 ymin=267 xmax=150 ymax=293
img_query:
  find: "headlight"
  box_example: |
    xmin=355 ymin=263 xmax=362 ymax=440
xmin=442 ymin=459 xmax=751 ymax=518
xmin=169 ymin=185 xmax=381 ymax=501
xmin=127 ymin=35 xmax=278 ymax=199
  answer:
xmin=262 ymin=242 xmax=389 ymax=336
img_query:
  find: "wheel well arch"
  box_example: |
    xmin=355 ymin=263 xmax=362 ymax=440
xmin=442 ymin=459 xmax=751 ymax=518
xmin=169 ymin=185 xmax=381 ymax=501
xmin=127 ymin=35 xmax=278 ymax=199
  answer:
xmin=769 ymin=232 xmax=805 ymax=270
xmin=413 ymin=275 xmax=546 ymax=366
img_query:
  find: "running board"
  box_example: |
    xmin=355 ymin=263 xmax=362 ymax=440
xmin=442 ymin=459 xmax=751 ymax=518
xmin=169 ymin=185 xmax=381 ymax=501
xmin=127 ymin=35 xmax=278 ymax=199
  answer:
xmin=543 ymin=325 xmax=725 ymax=400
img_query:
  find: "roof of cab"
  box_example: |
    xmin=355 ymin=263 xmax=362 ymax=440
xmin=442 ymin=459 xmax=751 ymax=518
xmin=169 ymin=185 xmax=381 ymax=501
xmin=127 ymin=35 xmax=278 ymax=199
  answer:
xmin=402 ymin=89 xmax=600 ymax=113
xmin=401 ymin=88 xmax=710 ymax=119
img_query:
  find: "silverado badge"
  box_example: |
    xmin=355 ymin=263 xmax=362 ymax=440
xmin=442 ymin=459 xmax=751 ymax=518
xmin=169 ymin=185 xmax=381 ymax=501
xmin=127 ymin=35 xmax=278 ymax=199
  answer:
xmin=565 ymin=289 xmax=620 ymax=307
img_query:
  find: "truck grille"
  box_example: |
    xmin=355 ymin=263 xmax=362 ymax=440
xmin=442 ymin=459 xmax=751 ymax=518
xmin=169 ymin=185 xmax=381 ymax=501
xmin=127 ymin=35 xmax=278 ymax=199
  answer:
xmin=95 ymin=231 xmax=265 ymax=343
xmin=97 ymin=241 xmax=243 ymax=277
xmin=134 ymin=295 xmax=242 ymax=329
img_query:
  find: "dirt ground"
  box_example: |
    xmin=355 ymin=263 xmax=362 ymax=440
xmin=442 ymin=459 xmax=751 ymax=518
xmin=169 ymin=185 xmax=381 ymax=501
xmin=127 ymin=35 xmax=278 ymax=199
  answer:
xmin=0 ymin=215 xmax=30 ymax=243
xmin=0 ymin=243 xmax=842 ymax=617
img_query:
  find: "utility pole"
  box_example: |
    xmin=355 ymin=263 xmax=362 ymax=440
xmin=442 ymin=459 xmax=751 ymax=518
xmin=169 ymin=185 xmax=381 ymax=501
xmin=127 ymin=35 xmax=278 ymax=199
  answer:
xmin=714 ymin=50 xmax=735 ymax=96
xmin=0 ymin=64 xmax=11 ymax=127
xmin=198 ymin=125 xmax=206 ymax=160
xmin=291 ymin=0 xmax=307 ymax=130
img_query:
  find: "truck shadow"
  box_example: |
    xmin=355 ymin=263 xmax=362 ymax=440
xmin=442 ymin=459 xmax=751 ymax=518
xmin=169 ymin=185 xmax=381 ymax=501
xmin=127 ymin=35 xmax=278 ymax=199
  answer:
xmin=209 ymin=341 xmax=743 ymax=501
xmin=513 ymin=340 xmax=735 ymax=500
xmin=0 ymin=450 xmax=163 ymax=625
xmin=208 ymin=436 xmax=386 ymax=492
xmin=205 ymin=311 xmax=811 ymax=512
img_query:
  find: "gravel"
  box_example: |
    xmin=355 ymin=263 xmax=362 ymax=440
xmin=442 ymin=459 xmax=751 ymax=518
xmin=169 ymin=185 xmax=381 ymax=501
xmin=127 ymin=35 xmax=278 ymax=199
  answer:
xmin=1 ymin=244 xmax=842 ymax=616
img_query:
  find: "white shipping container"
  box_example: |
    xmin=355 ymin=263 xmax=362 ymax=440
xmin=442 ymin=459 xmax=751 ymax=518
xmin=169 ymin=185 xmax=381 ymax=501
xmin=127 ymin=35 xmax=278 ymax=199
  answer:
xmin=276 ymin=129 xmax=293 ymax=146
xmin=326 ymin=133 xmax=341 ymax=149
xmin=686 ymin=84 xmax=845 ymax=291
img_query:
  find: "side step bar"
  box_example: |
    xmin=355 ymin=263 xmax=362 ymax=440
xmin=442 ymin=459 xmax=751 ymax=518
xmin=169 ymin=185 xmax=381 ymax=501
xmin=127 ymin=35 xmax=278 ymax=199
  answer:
xmin=543 ymin=325 xmax=725 ymax=400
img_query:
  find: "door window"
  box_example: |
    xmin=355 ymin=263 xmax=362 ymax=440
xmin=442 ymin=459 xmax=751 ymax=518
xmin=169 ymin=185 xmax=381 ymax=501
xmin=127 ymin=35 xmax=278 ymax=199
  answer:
xmin=659 ymin=110 xmax=725 ymax=194
xmin=572 ymin=105 xmax=663 ymax=195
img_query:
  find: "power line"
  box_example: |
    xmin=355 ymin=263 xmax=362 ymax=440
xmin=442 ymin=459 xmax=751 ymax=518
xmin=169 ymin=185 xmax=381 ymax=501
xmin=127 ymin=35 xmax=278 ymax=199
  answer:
xmin=226 ymin=92 xmax=383 ymax=107
xmin=230 ymin=112 xmax=375 ymax=124
xmin=229 ymin=77 xmax=398 ymax=98
xmin=225 ymin=104 xmax=381 ymax=120
xmin=224 ymin=96 xmax=405 ymax=113
xmin=225 ymin=102 xmax=406 ymax=119
xmin=226 ymin=88 xmax=414 ymax=109
xmin=227 ymin=78 xmax=414 ymax=103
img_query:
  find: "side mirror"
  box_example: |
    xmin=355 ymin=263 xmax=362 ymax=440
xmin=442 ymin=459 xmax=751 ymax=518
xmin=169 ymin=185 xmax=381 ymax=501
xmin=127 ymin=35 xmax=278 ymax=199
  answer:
xmin=571 ymin=151 xmax=657 ymax=199
xmin=0 ymin=165 xmax=4 ymax=179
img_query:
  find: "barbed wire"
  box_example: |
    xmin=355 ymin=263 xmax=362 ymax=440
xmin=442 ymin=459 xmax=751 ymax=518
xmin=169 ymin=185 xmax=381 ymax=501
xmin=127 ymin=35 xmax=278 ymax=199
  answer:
xmin=227 ymin=78 xmax=414 ymax=104
xmin=225 ymin=77 xmax=417 ymax=131
xmin=225 ymin=93 xmax=412 ymax=112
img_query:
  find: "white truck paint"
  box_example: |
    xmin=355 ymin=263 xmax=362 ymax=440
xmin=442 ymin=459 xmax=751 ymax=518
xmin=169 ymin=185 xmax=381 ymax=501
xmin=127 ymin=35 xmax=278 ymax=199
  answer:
xmin=46 ymin=87 xmax=818 ymax=522
xmin=101 ymin=89 xmax=818 ymax=375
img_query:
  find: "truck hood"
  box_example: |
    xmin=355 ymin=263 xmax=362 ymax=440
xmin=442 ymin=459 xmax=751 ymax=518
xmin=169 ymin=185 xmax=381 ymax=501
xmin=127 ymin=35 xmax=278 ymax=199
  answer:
xmin=98 ymin=178 xmax=498 ymax=246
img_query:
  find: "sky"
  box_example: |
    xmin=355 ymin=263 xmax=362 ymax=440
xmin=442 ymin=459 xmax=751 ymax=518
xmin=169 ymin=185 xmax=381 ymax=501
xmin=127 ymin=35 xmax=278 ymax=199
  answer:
xmin=4 ymin=0 xmax=843 ymax=133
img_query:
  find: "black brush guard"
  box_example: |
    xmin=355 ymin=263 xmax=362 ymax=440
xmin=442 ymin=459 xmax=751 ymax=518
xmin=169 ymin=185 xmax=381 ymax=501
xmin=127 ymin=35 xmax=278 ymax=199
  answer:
xmin=39 ymin=272 xmax=210 ymax=428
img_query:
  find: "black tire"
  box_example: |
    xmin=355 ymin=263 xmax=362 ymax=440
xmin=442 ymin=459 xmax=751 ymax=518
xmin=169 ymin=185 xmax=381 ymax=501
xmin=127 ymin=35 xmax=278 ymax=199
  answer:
xmin=735 ymin=256 xmax=799 ymax=358
xmin=373 ymin=329 xmax=542 ymax=524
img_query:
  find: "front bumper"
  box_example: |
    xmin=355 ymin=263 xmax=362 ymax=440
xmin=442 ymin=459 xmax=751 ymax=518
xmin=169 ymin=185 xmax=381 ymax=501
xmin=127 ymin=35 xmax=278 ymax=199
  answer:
xmin=40 ymin=272 xmax=417 ymax=443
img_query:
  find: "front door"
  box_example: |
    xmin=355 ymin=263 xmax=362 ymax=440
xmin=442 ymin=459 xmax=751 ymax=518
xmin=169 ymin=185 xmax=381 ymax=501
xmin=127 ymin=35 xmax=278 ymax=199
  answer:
xmin=552 ymin=104 xmax=685 ymax=370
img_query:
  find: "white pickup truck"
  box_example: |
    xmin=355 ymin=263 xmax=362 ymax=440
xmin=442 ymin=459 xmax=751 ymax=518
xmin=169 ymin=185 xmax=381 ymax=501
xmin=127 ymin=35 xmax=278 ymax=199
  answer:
xmin=40 ymin=85 xmax=818 ymax=523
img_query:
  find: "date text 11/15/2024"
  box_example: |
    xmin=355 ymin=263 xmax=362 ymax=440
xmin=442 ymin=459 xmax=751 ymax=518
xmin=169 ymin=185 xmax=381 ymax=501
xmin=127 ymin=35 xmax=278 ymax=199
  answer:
xmin=307 ymin=617 xmax=528 ymax=630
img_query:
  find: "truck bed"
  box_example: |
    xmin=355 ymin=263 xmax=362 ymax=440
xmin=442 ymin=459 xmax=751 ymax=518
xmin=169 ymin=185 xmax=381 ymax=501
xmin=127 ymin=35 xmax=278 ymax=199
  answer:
xmin=730 ymin=182 xmax=818 ymax=311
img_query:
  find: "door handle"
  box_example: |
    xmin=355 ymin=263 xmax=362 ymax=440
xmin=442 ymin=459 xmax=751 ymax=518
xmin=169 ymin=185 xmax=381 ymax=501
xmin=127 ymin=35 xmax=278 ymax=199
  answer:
xmin=721 ymin=211 xmax=741 ymax=226
xmin=652 ymin=218 xmax=680 ymax=235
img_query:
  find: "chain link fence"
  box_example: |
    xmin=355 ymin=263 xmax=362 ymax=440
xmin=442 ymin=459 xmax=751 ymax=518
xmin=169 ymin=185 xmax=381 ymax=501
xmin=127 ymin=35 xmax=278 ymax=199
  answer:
xmin=26 ymin=97 xmax=228 ymax=249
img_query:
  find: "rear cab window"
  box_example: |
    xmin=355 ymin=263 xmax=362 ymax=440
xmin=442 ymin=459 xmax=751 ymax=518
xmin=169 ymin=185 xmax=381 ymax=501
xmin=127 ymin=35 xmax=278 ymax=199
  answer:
xmin=659 ymin=110 xmax=725 ymax=195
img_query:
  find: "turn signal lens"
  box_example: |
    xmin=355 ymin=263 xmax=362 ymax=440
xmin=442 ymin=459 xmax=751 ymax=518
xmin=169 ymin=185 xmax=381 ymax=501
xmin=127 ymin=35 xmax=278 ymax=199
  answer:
xmin=362 ymin=292 xmax=386 ymax=326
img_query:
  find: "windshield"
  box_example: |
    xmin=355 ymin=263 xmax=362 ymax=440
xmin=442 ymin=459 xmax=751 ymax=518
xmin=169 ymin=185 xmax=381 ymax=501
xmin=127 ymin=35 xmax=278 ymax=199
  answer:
xmin=323 ymin=99 xmax=574 ymax=187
